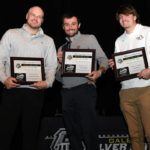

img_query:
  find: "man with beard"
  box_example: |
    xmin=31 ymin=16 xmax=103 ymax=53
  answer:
xmin=0 ymin=6 xmax=57 ymax=150
xmin=56 ymin=13 xmax=108 ymax=150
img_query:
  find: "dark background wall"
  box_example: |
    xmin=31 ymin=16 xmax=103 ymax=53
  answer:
xmin=0 ymin=0 xmax=150 ymax=116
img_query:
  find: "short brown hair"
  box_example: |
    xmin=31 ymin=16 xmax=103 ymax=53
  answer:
xmin=116 ymin=4 xmax=140 ymax=23
xmin=61 ymin=13 xmax=81 ymax=25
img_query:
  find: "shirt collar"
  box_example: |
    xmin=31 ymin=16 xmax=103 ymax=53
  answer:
xmin=65 ymin=31 xmax=81 ymax=42
xmin=124 ymin=24 xmax=141 ymax=37
xmin=22 ymin=24 xmax=44 ymax=37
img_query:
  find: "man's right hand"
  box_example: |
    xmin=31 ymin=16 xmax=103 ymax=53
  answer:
xmin=57 ymin=51 xmax=63 ymax=63
xmin=108 ymin=59 xmax=115 ymax=70
xmin=4 ymin=77 xmax=20 ymax=89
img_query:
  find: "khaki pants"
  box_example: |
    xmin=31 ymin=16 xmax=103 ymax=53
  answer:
xmin=120 ymin=86 xmax=150 ymax=150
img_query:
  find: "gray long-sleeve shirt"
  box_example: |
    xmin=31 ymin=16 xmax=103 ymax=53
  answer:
xmin=57 ymin=32 xmax=108 ymax=88
xmin=0 ymin=24 xmax=58 ymax=88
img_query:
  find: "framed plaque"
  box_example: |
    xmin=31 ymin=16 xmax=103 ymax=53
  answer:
xmin=10 ymin=57 xmax=45 ymax=84
xmin=61 ymin=49 xmax=95 ymax=76
xmin=113 ymin=47 xmax=148 ymax=81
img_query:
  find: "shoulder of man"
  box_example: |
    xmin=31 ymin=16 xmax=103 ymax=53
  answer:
xmin=1 ymin=28 xmax=20 ymax=40
xmin=141 ymin=24 xmax=150 ymax=32
xmin=79 ymin=33 xmax=98 ymax=41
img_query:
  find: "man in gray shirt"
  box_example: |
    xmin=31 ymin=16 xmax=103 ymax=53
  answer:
xmin=57 ymin=13 xmax=108 ymax=150
xmin=0 ymin=6 xmax=57 ymax=150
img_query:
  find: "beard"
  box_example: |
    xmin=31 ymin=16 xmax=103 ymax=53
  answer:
xmin=66 ymin=30 xmax=78 ymax=37
xmin=27 ymin=20 xmax=41 ymax=30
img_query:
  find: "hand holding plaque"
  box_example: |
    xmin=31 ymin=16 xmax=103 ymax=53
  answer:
xmin=61 ymin=49 xmax=95 ymax=76
xmin=10 ymin=57 xmax=45 ymax=84
xmin=113 ymin=47 xmax=148 ymax=81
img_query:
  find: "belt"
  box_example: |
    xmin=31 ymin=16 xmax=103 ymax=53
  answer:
xmin=62 ymin=82 xmax=95 ymax=90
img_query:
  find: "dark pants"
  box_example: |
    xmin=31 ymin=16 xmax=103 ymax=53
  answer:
xmin=61 ymin=83 xmax=99 ymax=150
xmin=0 ymin=88 xmax=44 ymax=150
